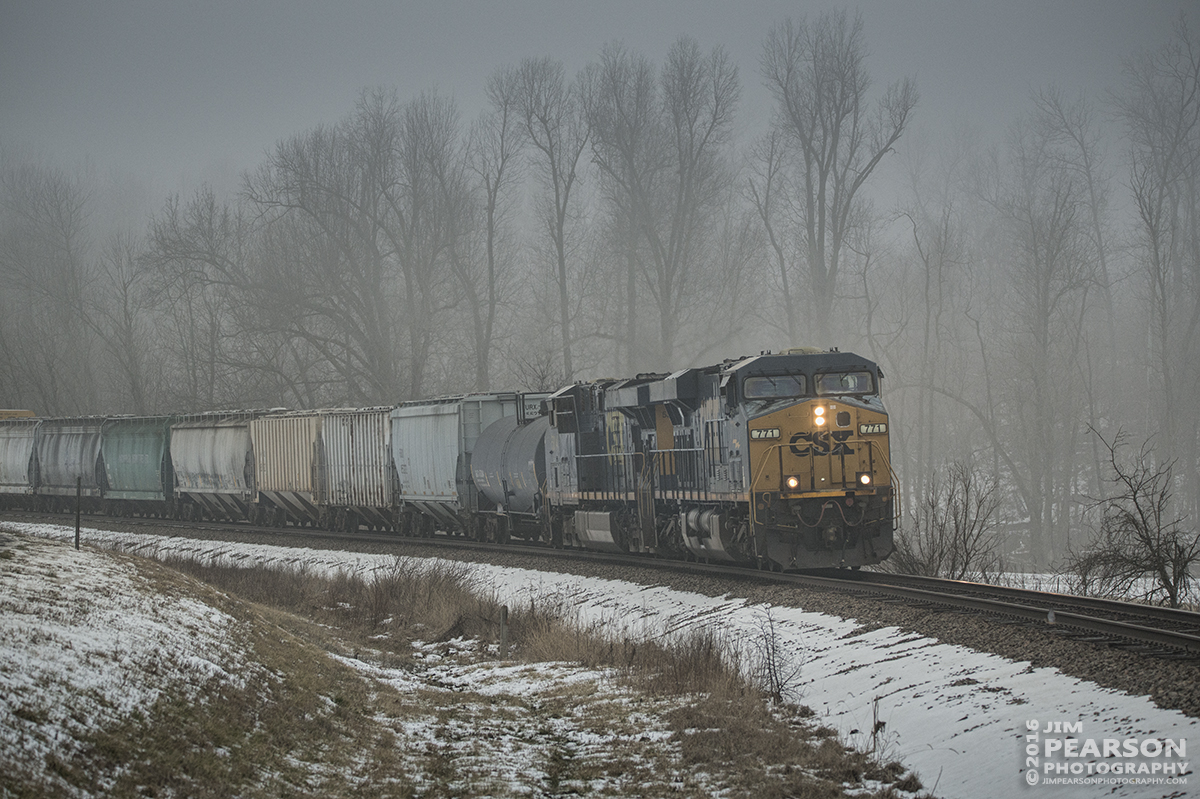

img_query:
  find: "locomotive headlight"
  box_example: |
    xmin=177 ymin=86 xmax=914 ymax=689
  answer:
xmin=857 ymin=472 xmax=872 ymax=486
xmin=814 ymin=406 xmax=825 ymax=416
xmin=813 ymin=405 xmax=826 ymax=425
xmin=786 ymin=476 xmax=800 ymax=490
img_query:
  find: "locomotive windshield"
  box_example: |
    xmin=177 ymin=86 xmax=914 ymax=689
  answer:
xmin=743 ymin=374 xmax=806 ymax=399
xmin=815 ymin=371 xmax=875 ymax=395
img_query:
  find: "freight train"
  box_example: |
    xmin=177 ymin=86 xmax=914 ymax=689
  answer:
xmin=0 ymin=349 xmax=897 ymax=570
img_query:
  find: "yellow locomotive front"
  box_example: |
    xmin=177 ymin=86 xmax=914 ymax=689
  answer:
xmin=735 ymin=353 xmax=897 ymax=569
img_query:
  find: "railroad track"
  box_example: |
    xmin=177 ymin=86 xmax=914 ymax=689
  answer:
xmin=804 ymin=569 xmax=1200 ymax=658
xmin=5 ymin=508 xmax=1200 ymax=659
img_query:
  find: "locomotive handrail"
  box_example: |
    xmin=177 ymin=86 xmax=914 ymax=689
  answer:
xmin=574 ymin=451 xmax=645 ymax=500
xmin=649 ymin=447 xmax=708 ymax=500
xmin=872 ymin=440 xmax=903 ymax=525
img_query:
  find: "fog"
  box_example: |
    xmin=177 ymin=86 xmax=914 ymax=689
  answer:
xmin=2 ymin=0 xmax=1198 ymax=573
xmin=2 ymin=1 xmax=1181 ymax=197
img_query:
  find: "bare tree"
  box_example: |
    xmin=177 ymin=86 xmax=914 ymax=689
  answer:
xmin=644 ymin=37 xmax=739 ymax=368
xmin=747 ymin=126 xmax=799 ymax=342
xmin=386 ymin=90 xmax=473 ymax=398
xmin=1115 ymin=17 xmax=1200 ymax=521
xmin=148 ymin=187 xmax=262 ymax=409
xmin=589 ymin=42 xmax=661 ymax=373
xmin=899 ymin=203 xmax=967 ymax=506
xmin=242 ymin=88 xmax=469 ymax=403
xmin=462 ymin=66 xmax=526 ymax=390
xmin=588 ymin=38 xmax=739 ymax=370
xmin=87 ymin=231 xmax=160 ymax=413
xmin=1062 ymin=430 xmax=1200 ymax=608
xmin=517 ymin=57 xmax=592 ymax=380
xmin=507 ymin=342 xmax=567 ymax=393
xmin=746 ymin=608 xmax=804 ymax=706
xmin=760 ymin=11 xmax=917 ymax=345
xmin=885 ymin=461 xmax=1004 ymax=582
xmin=243 ymin=103 xmax=405 ymax=403
xmin=0 ymin=161 xmax=99 ymax=414
xmin=974 ymin=112 xmax=1097 ymax=566
xmin=1032 ymin=87 xmax=1119 ymax=499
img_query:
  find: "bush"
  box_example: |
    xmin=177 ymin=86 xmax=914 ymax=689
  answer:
xmin=1060 ymin=429 xmax=1200 ymax=607
xmin=884 ymin=461 xmax=1003 ymax=581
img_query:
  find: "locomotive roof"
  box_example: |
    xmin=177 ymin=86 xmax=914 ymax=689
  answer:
xmin=722 ymin=349 xmax=880 ymax=377
xmin=545 ymin=350 xmax=879 ymax=404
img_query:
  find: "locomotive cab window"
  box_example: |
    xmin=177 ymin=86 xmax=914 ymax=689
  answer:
xmin=743 ymin=374 xmax=806 ymax=400
xmin=815 ymin=371 xmax=875 ymax=396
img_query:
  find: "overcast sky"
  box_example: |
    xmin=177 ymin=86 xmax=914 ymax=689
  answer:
xmin=1 ymin=0 xmax=1193 ymax=203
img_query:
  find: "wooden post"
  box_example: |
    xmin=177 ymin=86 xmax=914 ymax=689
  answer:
xmin=499 ymin=604 xmax=509 ymax=659
xmin=74 ymin=476 xmax=81 ymax=551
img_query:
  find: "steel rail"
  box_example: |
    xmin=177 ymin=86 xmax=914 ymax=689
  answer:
xmin=837 ymin=570 xmax=1200 ymax=627
xmin=5 ymin=508 xmax=1199 ymax=655
xmin=776 ymin=571 xmax=1200 ymax=655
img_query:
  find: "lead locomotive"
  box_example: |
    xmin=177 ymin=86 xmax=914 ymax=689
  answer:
xmin=472 ymin=349 xmax=896 ymax=570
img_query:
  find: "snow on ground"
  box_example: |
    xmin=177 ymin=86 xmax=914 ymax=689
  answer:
xmin=0 ymin=528 xmax=254 ymax=794
xmin=5 ymin=521 xmax=1198 ymax=799
xmin=339 ymin=647 xmax=686 ymax=796
xmin=1 ymin=528 xmax=703 ymax=798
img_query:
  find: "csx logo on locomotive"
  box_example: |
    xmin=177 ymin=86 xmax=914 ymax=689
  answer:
xmin=789 ymin=430 xmax=856 ymax=456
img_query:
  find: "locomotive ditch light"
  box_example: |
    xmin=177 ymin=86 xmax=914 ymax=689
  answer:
xmin=785 ymin=476 xmax=800 ymax=490
xmin=857 ymin=472 xmax=872 ymax=486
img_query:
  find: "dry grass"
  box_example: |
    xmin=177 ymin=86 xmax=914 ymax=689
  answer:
xmin=160 ymin=554 xmax=754 ymax=701
xmin=157 ymin=553 xmax=928 ymax=797
xmin=8 ymin=543 xmax=929 ymax=798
